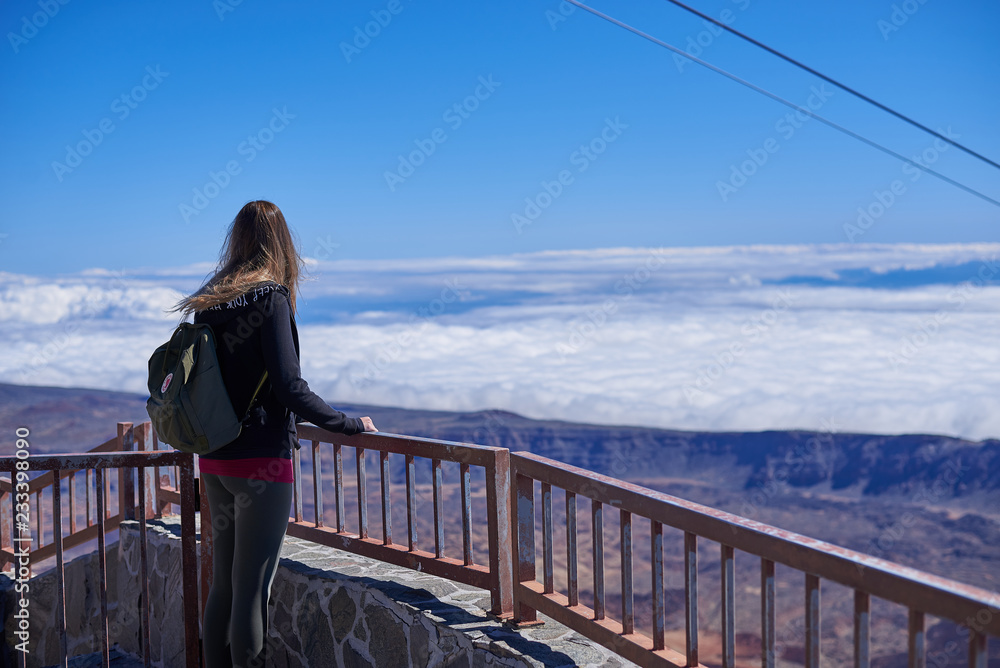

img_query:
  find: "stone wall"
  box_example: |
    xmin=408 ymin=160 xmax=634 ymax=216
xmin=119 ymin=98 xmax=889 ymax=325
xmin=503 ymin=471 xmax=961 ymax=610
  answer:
xmin=1 ymin=537 xmax=129 ymax=666
xmin=0 ymin=524 xmax=191 ymax=668
xmin=3 ymin=517 xmax=636 ymax=667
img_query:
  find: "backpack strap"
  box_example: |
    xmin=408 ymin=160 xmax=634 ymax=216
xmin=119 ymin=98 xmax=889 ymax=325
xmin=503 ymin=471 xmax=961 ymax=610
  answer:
xmin=162 ymin=324 xmax=187 ymax=375
xmin=242 ymin=370 xmax=270 ymax=421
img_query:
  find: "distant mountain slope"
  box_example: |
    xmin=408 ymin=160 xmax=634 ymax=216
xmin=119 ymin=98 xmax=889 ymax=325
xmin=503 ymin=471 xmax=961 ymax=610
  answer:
xmin=404 ymin=415 xmax=1000 ymax=501
xmin=2 ymin=383 xmax=998 ymax=504
xmin=2 ymin=382 xmax=998 ymax=626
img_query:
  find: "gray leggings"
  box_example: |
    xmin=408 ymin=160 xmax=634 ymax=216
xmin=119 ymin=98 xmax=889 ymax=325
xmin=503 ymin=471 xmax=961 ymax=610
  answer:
xmin=202 ymin=473 xmax=293 ymax=668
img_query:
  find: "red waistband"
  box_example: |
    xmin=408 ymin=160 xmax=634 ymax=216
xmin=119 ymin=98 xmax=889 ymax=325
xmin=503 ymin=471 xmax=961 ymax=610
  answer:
xmin=198 ymin=456 xmax=293 ymax=483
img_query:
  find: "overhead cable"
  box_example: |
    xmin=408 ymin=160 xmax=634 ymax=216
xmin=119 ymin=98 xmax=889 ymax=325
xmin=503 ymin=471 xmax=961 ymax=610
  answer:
xmin=562 ymin=0 xmax=1000 ymax=209
xmin=661 ymin=0 xmax=1000 ymax=172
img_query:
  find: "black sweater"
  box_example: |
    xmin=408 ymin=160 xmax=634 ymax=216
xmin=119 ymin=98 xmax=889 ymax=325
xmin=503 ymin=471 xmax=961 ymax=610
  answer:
xmin=193 ymin=281 xmax=363 ymax=460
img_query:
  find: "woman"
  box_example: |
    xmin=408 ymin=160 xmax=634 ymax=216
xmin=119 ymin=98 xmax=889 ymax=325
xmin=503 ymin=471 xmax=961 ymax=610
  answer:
xmin=174 ymin=200 xmax=376 ymax=667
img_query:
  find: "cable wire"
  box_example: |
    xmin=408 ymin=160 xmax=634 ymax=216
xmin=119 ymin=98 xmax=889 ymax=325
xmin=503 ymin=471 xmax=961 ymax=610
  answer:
xmin=562 ymin=0 xmax=1000 ymax=208
xmin=660 ymin=0 xmax=1000 ymax=172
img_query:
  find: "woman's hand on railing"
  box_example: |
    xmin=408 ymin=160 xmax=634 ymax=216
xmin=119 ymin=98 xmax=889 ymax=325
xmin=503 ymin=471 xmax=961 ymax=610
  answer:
xmin=359 ymin=416 xmax=377 ymax=432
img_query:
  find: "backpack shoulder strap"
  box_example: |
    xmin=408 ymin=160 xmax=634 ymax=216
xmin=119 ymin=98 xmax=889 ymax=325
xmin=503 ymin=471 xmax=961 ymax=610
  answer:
xmin=242 ymin=370 xmax=269 ymax=420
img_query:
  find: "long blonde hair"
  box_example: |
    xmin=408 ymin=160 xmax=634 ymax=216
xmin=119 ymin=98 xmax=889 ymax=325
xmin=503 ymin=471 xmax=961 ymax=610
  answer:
xmin=174 ymin=200 xmax=303 ymax=315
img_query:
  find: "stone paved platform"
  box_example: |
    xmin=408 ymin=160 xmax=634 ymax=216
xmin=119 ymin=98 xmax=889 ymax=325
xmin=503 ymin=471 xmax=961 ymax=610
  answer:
xmin=271 ymin=530 xmax=638 ymax=668
xmin=8 ymin=516 xmax=639 ymax=668
xmin=152 ymin=515 xmax=638 ymax=667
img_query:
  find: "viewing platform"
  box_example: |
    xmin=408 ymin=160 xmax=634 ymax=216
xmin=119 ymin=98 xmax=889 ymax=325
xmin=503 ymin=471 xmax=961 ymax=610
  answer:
xmin=1 ymin=422 xmax=997 ymax=668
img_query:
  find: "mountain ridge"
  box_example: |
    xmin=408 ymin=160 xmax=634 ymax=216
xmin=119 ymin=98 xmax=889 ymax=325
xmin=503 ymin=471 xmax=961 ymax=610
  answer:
xmin=2 ymin=381 xmax=998 ymax=665
xmin=2 ymin=382 xmax=998 ymax=505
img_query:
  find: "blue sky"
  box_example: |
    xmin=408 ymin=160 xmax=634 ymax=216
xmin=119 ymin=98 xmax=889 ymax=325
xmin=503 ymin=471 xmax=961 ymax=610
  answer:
xmin=1 ymin=0 xmax=997 ymax=275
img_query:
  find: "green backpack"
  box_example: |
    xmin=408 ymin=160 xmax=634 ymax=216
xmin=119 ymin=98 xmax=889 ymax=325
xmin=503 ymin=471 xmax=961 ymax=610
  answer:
xmin=146 ymin=323 xmax=268 ymax=455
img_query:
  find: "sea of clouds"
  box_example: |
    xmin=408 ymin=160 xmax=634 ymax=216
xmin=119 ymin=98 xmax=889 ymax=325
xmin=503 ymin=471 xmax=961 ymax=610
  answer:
xmin=3 ymin=243 xmax=999 ymax=440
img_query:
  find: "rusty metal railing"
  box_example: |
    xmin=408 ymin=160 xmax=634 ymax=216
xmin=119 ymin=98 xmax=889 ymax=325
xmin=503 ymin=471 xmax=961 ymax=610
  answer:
xmin=6 ymin=420 xmax=998 ymax=668
xmin=510 ymin=451 xmax=999 ymax=668
xmin=0 ymin=447 xmax=200 ymax=668
xmin=285 ymin=425 xmax=513 ymax=616
xmin=0 ymin=423 xmax=158 ymax=577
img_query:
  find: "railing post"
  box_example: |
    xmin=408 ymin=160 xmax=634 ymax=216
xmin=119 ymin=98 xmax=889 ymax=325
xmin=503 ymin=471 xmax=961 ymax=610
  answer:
xmin=806 ymin=573 xmax=821 ymax=668
xmin=685 ymin=532 xmax=699 ymax=667
xmin=541 ymin=482 xmax=553 ymax=594
xmin=357 ymin=447 xmax=368 ymax=539
xmin=485 ymin=449 xmax=512 ymax=617
xmin=312 ymin=440 xmax=324 ymax=528
xmin=908 ymin=609 xmax=925 ymax=668
xmin=86 ymin=468 xmax=95 ymax=527
xmin=68 ymin=472 xmax=77 ymax=535
xmin=178 ymin=456 xmax=201 ymax=668
xmin=95 ymin=468 xmax=110 ymax=666
xmin=52 ymin=468 xmax=68 ymax=667
xmin=405 ymin=453 xmax=417 ymax=550
xmin=1 ymin=482 xmax=10 ymax=575
xmin=293 ymin=443 xmax=303 ymax=522
xmin=620 ymin=509 xmax=633 ymax=635
xmin=380 ymin=450 xmax=392 ymax=545
xmin=431 ymin=458 xmax=443 ymax=557
xmin=118 ymin=422 xmax=135 ymax=521
xmin=592 ymin=499 xmax=605 ymax=621
xmin=651 ymin=520 xmax=664 ymax=651
xmin=137 ymin=462 xmax=152 ymax=668
xmin=35 ymin=491 xmax=44 ymax=550
xmin=566 ymin=490 xmax=578 ymax=607
xmin=968 ymin=631 xmax=987 ymax=668
xmin=854 ymin=590 xmax=870 ymax=668
xmin=511 ymin=463 xmax=536 ymax=623
xmin=722 ymin=545 xmax=735 ymax=668
xmin=150 ymin=425 xmax=169 ymax=517
xmin=138 ymin=422 xmax=158 ymax=520
xmin=199 ymin=473 xmax=213 ymax=636
xmin=762 ymin=559 xmax=776 ymax=668
xmin=334 ymin=443 xmax=345 ymax=533
xmin=461 ymin=463 xmax=473 ymax=565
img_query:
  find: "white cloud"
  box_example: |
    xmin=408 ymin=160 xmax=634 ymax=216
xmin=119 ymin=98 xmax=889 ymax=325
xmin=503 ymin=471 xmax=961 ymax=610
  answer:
xmin=2 ymin=243 xmax=999 ymax=440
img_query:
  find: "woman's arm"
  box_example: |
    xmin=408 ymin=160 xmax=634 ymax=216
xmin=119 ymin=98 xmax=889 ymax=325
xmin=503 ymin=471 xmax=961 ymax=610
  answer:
xmin=260 ymin=291 xmax=370 ymax=434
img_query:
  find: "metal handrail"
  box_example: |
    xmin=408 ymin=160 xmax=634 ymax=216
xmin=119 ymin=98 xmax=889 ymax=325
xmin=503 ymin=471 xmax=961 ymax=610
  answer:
xmin=0 ymin=449 xmax=200 ymax=668
xmin=510 ymin=450 xmax=998 ymax=668
xmin=284 ymin=425 xmax=513 ymax=616
xmin=0 ymin=423 xmax=162 ymax=572
xmin=4 ymin=421 xmax=997 ymax=668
